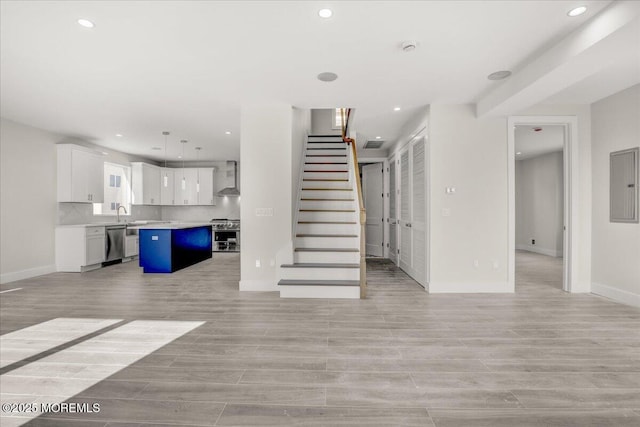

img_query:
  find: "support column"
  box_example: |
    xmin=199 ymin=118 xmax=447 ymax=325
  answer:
xmin=239 ymin=105 xmax=293 ymax=291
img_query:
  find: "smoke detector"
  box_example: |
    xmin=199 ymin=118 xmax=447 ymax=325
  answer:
xmin=401 ymin=41 xmax=417 ymax=52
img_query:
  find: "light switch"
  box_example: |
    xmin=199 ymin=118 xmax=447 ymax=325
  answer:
xmin=151 ymin=235 xmax=159 ymax=241
xmin=255 ymin=259 xmax=261 ymax=268
xmin=445 ymin=187 xmax=456 ymax=195
xmin=442 ymin=208 xmax=451 ymax=217
xmin=255 ymin=208 xmax=274 ymax=217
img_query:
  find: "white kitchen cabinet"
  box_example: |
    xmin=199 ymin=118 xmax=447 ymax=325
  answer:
xmin=174 ymin=168 xmax=198 ymax=205
xmin=131 ymin=163 xmax=161 ymax=205
xmin=160 ymin=168 xmax=175 ymax=205
xmin=56 ymin=225 xmax=106 ymax=272
xmin=57 ymin=144 xmax=105 ymax=203
xmin=125 ymin=235 xmax=139 ymax=258
xmin=197 ymin=168 xmax=216 ymax=205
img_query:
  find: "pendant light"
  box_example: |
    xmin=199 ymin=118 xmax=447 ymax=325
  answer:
xmin=195 ymin=147 xmax=202 ymax=193
xmin=180 ymin=139 xmax=187 ymax=190
xmin=162 ymin=131 xmax=170 ymax=187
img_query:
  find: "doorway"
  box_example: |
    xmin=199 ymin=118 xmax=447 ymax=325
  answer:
xmin=361 ymin=162 xmax=384 ymax=257
xmin=514 ymin=125 xmax=565 ymax=291
xmin=508 ymin=116 xmax=579 ymax=293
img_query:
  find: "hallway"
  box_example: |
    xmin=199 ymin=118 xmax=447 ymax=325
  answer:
xmin=1 ymin=255 xmax=639 ymax=426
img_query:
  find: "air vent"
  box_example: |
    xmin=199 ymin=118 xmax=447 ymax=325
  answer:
xmin=364 ymin=140 xmax=384 ymax=149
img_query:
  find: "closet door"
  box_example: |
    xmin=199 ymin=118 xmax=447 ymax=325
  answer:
xmin=388 ymin=156 xmax=398 ymax=264
xmin=399 ymin=148 xmax=412 ymax=273
xmin=411 ymin=137 xmax=427 ymax=286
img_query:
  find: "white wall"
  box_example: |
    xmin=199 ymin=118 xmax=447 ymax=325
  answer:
xmin=591 ymin=84 xmax=640 ymax=306
xmin=516 ymin=151 xmax=564 ymax=257
xmin=311 ymin=109 xmax=340 ymax=135
xmin=1 ymin=118 xmax=58 ymax=283
xmin=428 ymin=104 xmax=509 ymax=292
xmin=240 ymin=105 xmax=293 ymax=291
xmin=291 ymin=107 xmax=311 ymax=221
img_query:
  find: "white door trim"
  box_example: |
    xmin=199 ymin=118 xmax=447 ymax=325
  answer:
xmin=507 ymin=115 xmax=579 ymax=293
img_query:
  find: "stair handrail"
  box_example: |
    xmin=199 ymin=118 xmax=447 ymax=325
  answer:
xmin=340 ymin=108 xmax=367 ymax=299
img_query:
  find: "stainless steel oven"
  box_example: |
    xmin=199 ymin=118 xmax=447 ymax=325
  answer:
xmin=211 ymin=219 xmax=240 ymax=252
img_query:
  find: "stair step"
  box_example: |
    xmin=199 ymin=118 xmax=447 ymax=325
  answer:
xmin=295 ymin=248 xmax=359 ymax=252
xmin=278 ymin=280 xmax=359 ymax=287
xmin=300 ymin=209 xmax=355 ymax=212
xmin=305 ymin=162 xmax=348 ymax=165
xmin=308 ymin=134 xmax=343 ymax=138
xmin=301 ymin=198 xmax=354 ymax=201
xmin=301 ymin=188 xmax=352 ymax=191
xmin=307 ymin=147 xmax=346 ymax=150
xmin=305 ymin=154 xmax=347 ymax=157
xmin=296 ymin=234 xmax=358 ymax=238
xmin=304 ymin=170 xmax=348 ymax=173
xmin=297 ymin=221 xmax=358 ymax=225
xmin=303 ymin=179 xmax=348 ymax=182
xmin=281 ymin=263 xmax=359 ymax=268
xmin=308 ymin=141 xmax=345 ymax=144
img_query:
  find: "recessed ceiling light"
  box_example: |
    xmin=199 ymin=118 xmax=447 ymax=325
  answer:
xmin=516 ymin=152 xmax=522 ymax=155
xmin=318 ymin=9 xmax=333 ymax=18
xmin=115 ymin=133 xmax=123 ymax=137
xmin=178 ymin=155 xmax=182 ymax=159
xmin=317 ymin=72 xmax=338 ymax=82
xmin=77 ymin=19 xmax=95 ymax=28
xmin=393 ymin=107 xmax=401 ymax=111
xmin=567 ymin=6 xmax=587 ymax=17
xmin=151 ymin=147 xmax=162 ymax=150
xmin=225 ymin=131 xmax=232 ymax=135
xmin=375 ymin=136 xmax=381 ymax=139
xmin=488 ymin=70 xmax=512 ymax=80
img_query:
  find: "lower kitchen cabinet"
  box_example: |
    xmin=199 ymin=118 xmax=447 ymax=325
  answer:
xmin=56 ymin=226 xmax=106 ymax=272
xmin=125 ymin=235 xmax=139 ymax=258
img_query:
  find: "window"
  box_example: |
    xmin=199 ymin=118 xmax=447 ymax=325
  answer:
xmin=93 ymin=162 xmax=131 ymax=216
xmin=332 ymin=108 xmax=344 ymax=130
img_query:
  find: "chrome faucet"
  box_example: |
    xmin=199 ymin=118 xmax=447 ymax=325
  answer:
xmin=117 ymin=205 xmax=128 ymax=223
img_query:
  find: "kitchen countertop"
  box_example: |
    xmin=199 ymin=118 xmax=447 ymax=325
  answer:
xmin=56 ymin=221 xmax=171 ymax=228
xmin=129 ymin=222 xmax=212 ymax=230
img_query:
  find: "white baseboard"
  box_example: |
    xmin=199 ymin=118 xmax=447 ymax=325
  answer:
xmin=429 ymin=281 xmax=513 ymax=294
xmin=239 ymin=279 xmax=278 ymax=292
xmin=516 ymin=244 xmax=562 ymax=258
xmin=591 ymin=282 xmax=640 ymax=308
xmin=0 ymin=264 xmax=56 ymax=285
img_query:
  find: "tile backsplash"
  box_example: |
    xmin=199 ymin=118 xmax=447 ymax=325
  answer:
xmin=58 ymin=197 xmax=239 ymax=225
xmin=57 ymin=203 xmax=162 ymax=225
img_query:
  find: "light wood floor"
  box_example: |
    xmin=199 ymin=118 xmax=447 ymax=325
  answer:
xmin=1 ymin=252 xmax=639 ymax=426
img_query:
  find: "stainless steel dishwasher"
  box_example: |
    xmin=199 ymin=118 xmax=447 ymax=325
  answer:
xmin=105 ymin=225 xmax=126 ymax=262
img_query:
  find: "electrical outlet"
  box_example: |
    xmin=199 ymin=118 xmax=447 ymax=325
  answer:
xmin=531 ymin=239 xmax=535 ymax=245
xmin=255 ymin=259 xmax=261 ymax=268
xmin=473 ymin=260 xmax=479 ymax=268
xmin=493 ymin=261 xmax=499 ymax=269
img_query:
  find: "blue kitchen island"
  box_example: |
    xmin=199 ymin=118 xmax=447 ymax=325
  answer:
xmin=136 ymin=223 xmax=212 ymax=273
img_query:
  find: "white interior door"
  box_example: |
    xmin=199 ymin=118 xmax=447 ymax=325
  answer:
xmin=411 ymin=137 xmax=427 ymax=286
xmin=363 ymin=163 xmax=384 ymax=257
xmin=399 ymin=149 xmax=412 ymax=273
xmin=389 ymin=156 xmax=398 ymax=264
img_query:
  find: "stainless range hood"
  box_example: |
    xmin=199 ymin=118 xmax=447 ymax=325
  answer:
xmin=217 ymin=161 xmax=240 ymax=196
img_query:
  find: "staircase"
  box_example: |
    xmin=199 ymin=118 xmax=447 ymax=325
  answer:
xmin=278 ymin=134 xmax=362 ymax=299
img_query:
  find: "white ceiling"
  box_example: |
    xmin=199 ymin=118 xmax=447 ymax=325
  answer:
xmin=515 ymin=125 xmax=564 ymax=160
xmin=1 ymin=0 xmax=630 ymax=161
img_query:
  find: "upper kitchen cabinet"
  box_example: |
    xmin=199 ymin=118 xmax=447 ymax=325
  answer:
xmin=197 ymin=168 xmax=216 ymax=205
xmin=173 ymin=168 xmax=216 ymax=205
xmin=57 ymin=144 xmax=105 ymax=203
xmin=131 ymin=162 xmax=161 ymax=205
xmin=174 ymin=168 xmax=198 ymax=205
xmin=160 ymin=168 xmax=175 ymax=205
